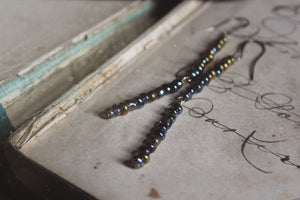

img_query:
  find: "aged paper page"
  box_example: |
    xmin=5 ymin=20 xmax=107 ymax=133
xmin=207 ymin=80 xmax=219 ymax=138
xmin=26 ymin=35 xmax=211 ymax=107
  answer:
xmin=21 ymin=0 xmax=300 ymax=199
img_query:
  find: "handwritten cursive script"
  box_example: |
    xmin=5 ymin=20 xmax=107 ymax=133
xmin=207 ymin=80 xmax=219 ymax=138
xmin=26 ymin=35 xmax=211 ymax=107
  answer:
xmin=184 ymin=96 xmax=300 ymax=173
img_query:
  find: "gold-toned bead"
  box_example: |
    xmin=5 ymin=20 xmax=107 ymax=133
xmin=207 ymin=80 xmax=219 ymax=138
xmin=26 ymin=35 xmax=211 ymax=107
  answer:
xmin=181 ymin=76 xmax=189 ymax=83
xmin=208 ymin=74 xmax=212 ymax=79
xmin=223 ymin=36 xmax=228 ymax=42
xmin=153 ymin=138 xmax=161 ymax=145
xmin=217 ymin=44 xmax=222 ymax=49
xmin=120 ymin=103 xmax=129 ymax=115
xmin=149 ymin=92 xmax=157 ymax=102
xmin=231 ymin=57 xmax=235 ymax=63
xmin=176 ymin=96 xmax=185 ymax=105
xmin=134 ymin=163 xmax=141 ymax=169
xmin=227 ymin=59 xmax=232 ymax=65
xmin=224 ymin=63 xmax=229 ymax=68
xmin=143 ymin=154 xmax=150 ymax=164
xmin=219 ymin=40 xmax=224 ymax=45
xmin=200 ymin=63 xmax=205 ymax=67
xmin=205 ymin=57 xmax=210 ymax=62
xmin=210 ymin=49 xmax=215 ymax=55
xmin=220 ymin=65 xmax=224 ymax=70
xmin=209 ymin=54 xmax=214 ymax=59
xmin=211 ymin=70 xmax=216 ymax=77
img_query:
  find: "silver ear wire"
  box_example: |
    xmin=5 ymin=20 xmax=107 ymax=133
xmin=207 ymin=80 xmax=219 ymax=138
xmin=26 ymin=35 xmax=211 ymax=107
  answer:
xmin=235 ymin=39 xmax=266 ymax=80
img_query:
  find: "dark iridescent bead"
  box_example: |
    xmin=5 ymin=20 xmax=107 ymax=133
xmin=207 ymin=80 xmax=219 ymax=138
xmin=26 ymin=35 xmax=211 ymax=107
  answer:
xmin=170 ymin=103 xmax=183 ymax=115
xmin=161 ymin=112 xmax=176 ymax=124
xmin=168 ymin=104 xmax=179 ymax=114
xmin=141 ymin=145 xmax=152 ymax=155
xmin=125 ymin=100 xmax=138 ymax=111
xmin=184 ymin=92 xmax=192 ymax=101
xmin=186 ymin=70 xmax=197 ymax=78
xmin=187 ymin=88 xmax=196 ymax=95
xmin=144 ymin=136 xmax=161 ymax=147
xmin=169 ymin=83 xmax=179 ymax=93
xmin=112 ymin=104 xmax=121 ymax=116
xmin=162 ymin=84 xmax=171 ymax=94
xmin=165 ymin=116 xmax=174 ymax=126
xmin=139 ymin=93 xmax=150 ymax=103
xmin=212 ymin=47 xmax=218 ymax=53
xmin=151 ymin=124 xmax=167 ymax=134
xmin=156 ymin=119 xmax=171 ymax=129
xmin=156 ymin=87 xmax=166 ymax=98
xmin=131 ymin=149 xmax=142 ymax=157
xmin=148 ymin=133 xmax=163 ymax=145
xmin=143 ymin=139 xmax=157 ymax=153
xmin=99 ymin=108 xmax=114 ymax=119
xmin=197 ymin=66 xmax=204 ymax=72
xmin=148 ymin=129 xmax=166 ymax=140
xmin=200 ymin=79 xmax=205 ymax=85
xmin=158 ymin=122 xmax=168 ymax=132
xmin=124 ymin=156 xmax=144 ymax=169
xmin=200 ymin=76 xmax=210 ymax=86
xmin=204 ymin=76 xmax=210 ymax=85
xmin=165 ymin=108 xmax=179 ymax=119
xmin=132 ymin=145 xmax=151 ymax=156
xmin=169 ymin=79 xmax=183 ymax=93
xmin=136 ymin=98 xmax=144 ymax=108
xmin=178 ymin=92 xmax=192 ymax=102
xmin=191 ymin=83 xmax=203 ymax=93
xmin=194 ymin=69 xmax=201 ymax=76
xmin=177 ymin=79 xmax=183 ymax=87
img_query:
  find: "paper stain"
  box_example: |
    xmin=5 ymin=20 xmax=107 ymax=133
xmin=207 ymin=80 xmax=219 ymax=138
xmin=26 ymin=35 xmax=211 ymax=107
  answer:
xmin=148 ymin=188 xmax=161 ymax=199
xmin=93 ymin=162 xmax=102 ymax=169
xmin=121 ymin=133 xmax=128 ymax=141
xmin=36 ymin=46 xmax=45 ymax=52
xmin=139 ymin=174 xmax=145 ymax=179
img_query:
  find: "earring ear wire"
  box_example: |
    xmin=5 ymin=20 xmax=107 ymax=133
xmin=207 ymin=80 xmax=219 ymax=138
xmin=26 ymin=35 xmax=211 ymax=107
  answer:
xmin=235 ymin=39 xmax=266 ymax=80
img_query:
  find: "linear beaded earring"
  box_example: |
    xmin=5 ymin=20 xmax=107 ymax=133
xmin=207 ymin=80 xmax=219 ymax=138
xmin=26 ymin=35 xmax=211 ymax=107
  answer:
xmin=124 ymin=39 xmax=266 ymax=169
xmin=99 ymin=17 xmax=249 ymax=119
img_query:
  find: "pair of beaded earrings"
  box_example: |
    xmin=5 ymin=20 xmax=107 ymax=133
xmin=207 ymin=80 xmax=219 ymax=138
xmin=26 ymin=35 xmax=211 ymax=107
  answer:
xmin=99 ymin=17 xmax=265 ymax=169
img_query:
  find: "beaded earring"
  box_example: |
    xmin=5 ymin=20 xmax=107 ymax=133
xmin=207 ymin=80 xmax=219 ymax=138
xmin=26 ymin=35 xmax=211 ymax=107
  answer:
xmin=97 ymin=17 xmax=265 ymax=169
xmin=123 ymin=39 xmax=265 ymax=169
xmin=99 ymin=17 xmax=249 ymax=119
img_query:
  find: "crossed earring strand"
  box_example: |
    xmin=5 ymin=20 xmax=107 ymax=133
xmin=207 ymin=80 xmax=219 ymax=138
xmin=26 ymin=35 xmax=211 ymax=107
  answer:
xmin=123 ymin=39 xmax=265 ymax=169
xmin=99 ymin=17 xmax=249 ymax=119
xmin=98 ymin=17 xmax=266 ymax=169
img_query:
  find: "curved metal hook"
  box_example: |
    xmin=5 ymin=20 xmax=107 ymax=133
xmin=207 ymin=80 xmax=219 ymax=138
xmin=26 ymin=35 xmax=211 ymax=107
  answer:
xmin=225 ymin=17 xmax=250 ymax=35
xmin=234 ymin=40 xmax=266 ymax=81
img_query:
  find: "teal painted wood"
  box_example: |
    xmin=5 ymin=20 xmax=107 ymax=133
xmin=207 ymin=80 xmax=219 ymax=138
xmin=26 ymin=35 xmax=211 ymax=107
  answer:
xmin=0 ymin=1 xmax=156 ymax=138
xmin=0 ymin=1 xmax=155 ymax=108
xmin=0 ymin=103 xmax=14 ymax=140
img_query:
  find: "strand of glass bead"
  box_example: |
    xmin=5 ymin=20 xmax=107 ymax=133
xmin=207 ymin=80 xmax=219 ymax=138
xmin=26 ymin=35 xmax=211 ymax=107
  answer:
xmin=99 ymin=33 xmax=229 ymax=119
xmin=124 ymin=55 xmax=237 ymax=169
